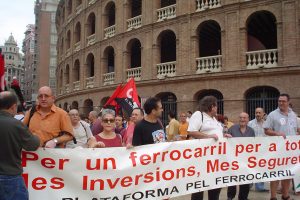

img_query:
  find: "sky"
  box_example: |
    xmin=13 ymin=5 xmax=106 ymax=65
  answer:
xmin=0 ymin=0 xmax=35 ymax=50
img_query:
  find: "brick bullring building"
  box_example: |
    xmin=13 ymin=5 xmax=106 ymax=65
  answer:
xmin=55 ymin=0 xmax=300 ymax=125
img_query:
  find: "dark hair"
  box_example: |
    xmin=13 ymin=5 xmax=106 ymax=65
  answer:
xmin=224 ymin=115 xmax=229 ymax=121
xmin=133 ymin=107 xmax=144 ymax=116
xmin=168 ymin=111 xmax=176 ymax=118
xmin=17 ymin=104 xmax=24 ymax=113
xmin=143 ymin=97 xmax=161 ymax=115
xmin=198 ymin=96 xmax=217 ymax=113
xmin=187 ymin=111 xmax=192 ymax=115
xmin=0 ymin=92 xmax=18 ymax=110
xmin=279 ymin=93 xmax=290 ymax=101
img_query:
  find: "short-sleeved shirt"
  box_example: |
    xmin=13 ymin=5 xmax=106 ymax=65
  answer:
xmin=263 ymin=108 xmax=298 ymax=136
xmin=228 ymin=124 xmax=255 ymax=137
xmin=166 ymin=118 xmax=180 ymax=141
xmin=95 ymin=134 xmax=122 ymax=147
xmin=187 ymin=111 xmax=223 ymax=139
xmin=90 ymin=119 xmax=103 ymax=136
xmin=23 ymin=105 xmax=73 ymax=146
xmin=66 ymin=121 xmax=93 ymax=148
xmin=248 ymin=119 xmax=266 ymax=137
xmin=179 ymin=121 xmax=189 ymax=136
xmin=132 ymin=119 xmax=166 ymax=146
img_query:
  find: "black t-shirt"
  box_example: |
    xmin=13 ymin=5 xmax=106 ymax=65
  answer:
xmin=132 ymin=119 xmax=166 ymax=146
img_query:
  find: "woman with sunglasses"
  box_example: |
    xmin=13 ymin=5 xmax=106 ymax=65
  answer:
xmin=94 ymin=109 xmax=123 ymax=148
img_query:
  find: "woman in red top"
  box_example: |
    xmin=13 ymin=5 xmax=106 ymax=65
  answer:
xmin=94 ymin=109 xmax=122 ymax=147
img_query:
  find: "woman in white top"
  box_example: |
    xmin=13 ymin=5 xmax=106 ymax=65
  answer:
xmin=187 ymin=96 xmax=231 ymax=200
xmin=66 ymin=109 xmax=97 ymax=148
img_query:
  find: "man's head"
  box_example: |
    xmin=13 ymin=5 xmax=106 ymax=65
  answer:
xmin=239 ymin=112 xmax=249 ymax=127
xmin=278 ymin=93 xmax=290 ymax=112
xmin=88 ymin=111 xmax=98 ymax=123
xmin=199 ymin=96 xmax=218 ymax=116
xmin=0 ymin=91 xmax=18 ymax=115
xmin=131 ymin=108 xmax=144 ymax=124
xmin=255 ymin=107 xmax=265 ymax=121
xmin=187 ymin=111 xmax=192 ymax=118
xmin=179 ymin=112 xmax=187 ymax=123
xmin=69 ymin=109 xmax=80 ymax=126
xmin=115 ymin=115 xmax=123 ymax=128
xmin=168 ymin=111 xmax=176 ymax=121
xmin=143 ymin=97 xmax=163 ymax=118
xmin=37 ymin=86 xmax=55 ymax=109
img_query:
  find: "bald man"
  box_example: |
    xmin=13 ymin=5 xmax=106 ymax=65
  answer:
xmin=227 ymin=112 xmax=255 ymax=200
xmin=23 ymin=86 xmax=74 ymax=148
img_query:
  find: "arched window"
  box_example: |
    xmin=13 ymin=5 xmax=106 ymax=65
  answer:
xmin=197 ymin=89 xmax=224 ymax=115
xmin=64 ymin=64 xmax=70 ymax=84
xmin=127 ymin=39 xmax=141 ymax=68
xmin=86 ymin=53 xmax=94 ymax=77
xmin=83 ymin=99 xmax=93 ymax=117
xmin=161 ymin=0 xmax=176 ymax=8
xmin=247 ymin=11 xmax=277 ymax=51
xmin=198 ymin=20 xmax=221 ymax=57
xmin=158 ymin=30 xmax=176 ymax=63
xmin=104 ymin=46 xmax=115 ymax=73
xmin=246 ymin=86 xmax=279 ymax=119
xmin=87 ymin=13 xmax=96 ymax=36
xmin=73 ymin=59 xmax=80 ymax=81
xmin=246 ymin=11 xmax=278 ymax=68
xmin=74 ymin=22 xmax=81 ymax=43
xmin=66 ymin=30 xmax=71 ymax=49
xmin=71 ymin=101 xmax=79 ymax=110
xmin=156 ymin=92 xmax=177 ymax=127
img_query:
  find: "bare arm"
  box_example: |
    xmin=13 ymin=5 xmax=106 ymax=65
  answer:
xmin=188 ymin=131 xmax=218 ymax=140
xmin=264 ymin=128 xmax=285 ymax=137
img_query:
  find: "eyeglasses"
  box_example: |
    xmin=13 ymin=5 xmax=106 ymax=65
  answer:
xmin=69 ymin=114 xmax=79 ymax=117
xmin=102 ymin=118 xmax=115 ymax=123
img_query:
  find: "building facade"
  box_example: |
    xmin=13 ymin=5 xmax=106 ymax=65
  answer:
xmin=35 ymin=0 xmax=59 ymax=95
xmin=0 ymin=34 xmax=24 ymax=91
xmin=22 ymin=24 xmax=37 ymax=101
xmin=55 ymin=0 xmax=300 ymax=124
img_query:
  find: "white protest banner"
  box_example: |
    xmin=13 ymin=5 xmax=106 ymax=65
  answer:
xmin=22 ymin=136 xmax=300 ymax=200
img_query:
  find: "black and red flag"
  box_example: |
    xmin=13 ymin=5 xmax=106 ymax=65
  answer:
xmin=11 ymin=77 xmax=25 ymax=110
xmin=0 ymin=49 xmax=6 ymax=92
xmin=104 ymin=78 xmax=140 ymax=116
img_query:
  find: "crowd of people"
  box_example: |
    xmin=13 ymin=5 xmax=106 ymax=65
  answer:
xmin=0 ymin=85 xmax=299 ymax=200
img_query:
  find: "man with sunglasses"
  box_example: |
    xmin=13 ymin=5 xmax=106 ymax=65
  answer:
xmin=23 ymin=86 xmax=74 ymax=148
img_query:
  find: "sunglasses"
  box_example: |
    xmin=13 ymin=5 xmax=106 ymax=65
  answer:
xmin=102 ymin=118 xmax=115 ymax=123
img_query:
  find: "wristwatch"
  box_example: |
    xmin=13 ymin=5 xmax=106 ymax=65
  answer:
xmin=53 ymin=138 xmax=58 ymax=144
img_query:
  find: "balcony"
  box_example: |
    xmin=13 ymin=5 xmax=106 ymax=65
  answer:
xmin=85 ymin=77 xmax=94 ymax=89
xmin=88 ymin=0 xmax=96 ymax=6
xmin=67 ymin=15 xmax=72 ymax=24
xmin=104 ymin=25 xmax=116 ymax=39
xmin=157 ymin=61 xmax=176 ymax=79
xmin=127 ymin=15 xmax=142 ymax=31
xmin=65 ymin=48 xmax=71 ymax=57
xmin=65 ymin=84 xmax=70 ymax=93
xmin=87 ymin=34 xmax=96 ymax=46
xmin=73 ymin=81 xmax=80 ymax=91
xmin=157 ymin=4 xmax=176 ymax=22
xmin=127 ymin=67 xmax=142 ymax=81
xmin=74 ymin=42 xmax=81 ymax=52
xmin=75 ymin=4 xmax=83 ymax=15
xmin=246 ymin=49 xmax=278 ymax=69
xmin=196 ymin=0 xmax=221 ymax=12
xmin=103 ymin=72 xmax=115 ymax=85
xmin=196 ymin=55 xmax=222 ymax=74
